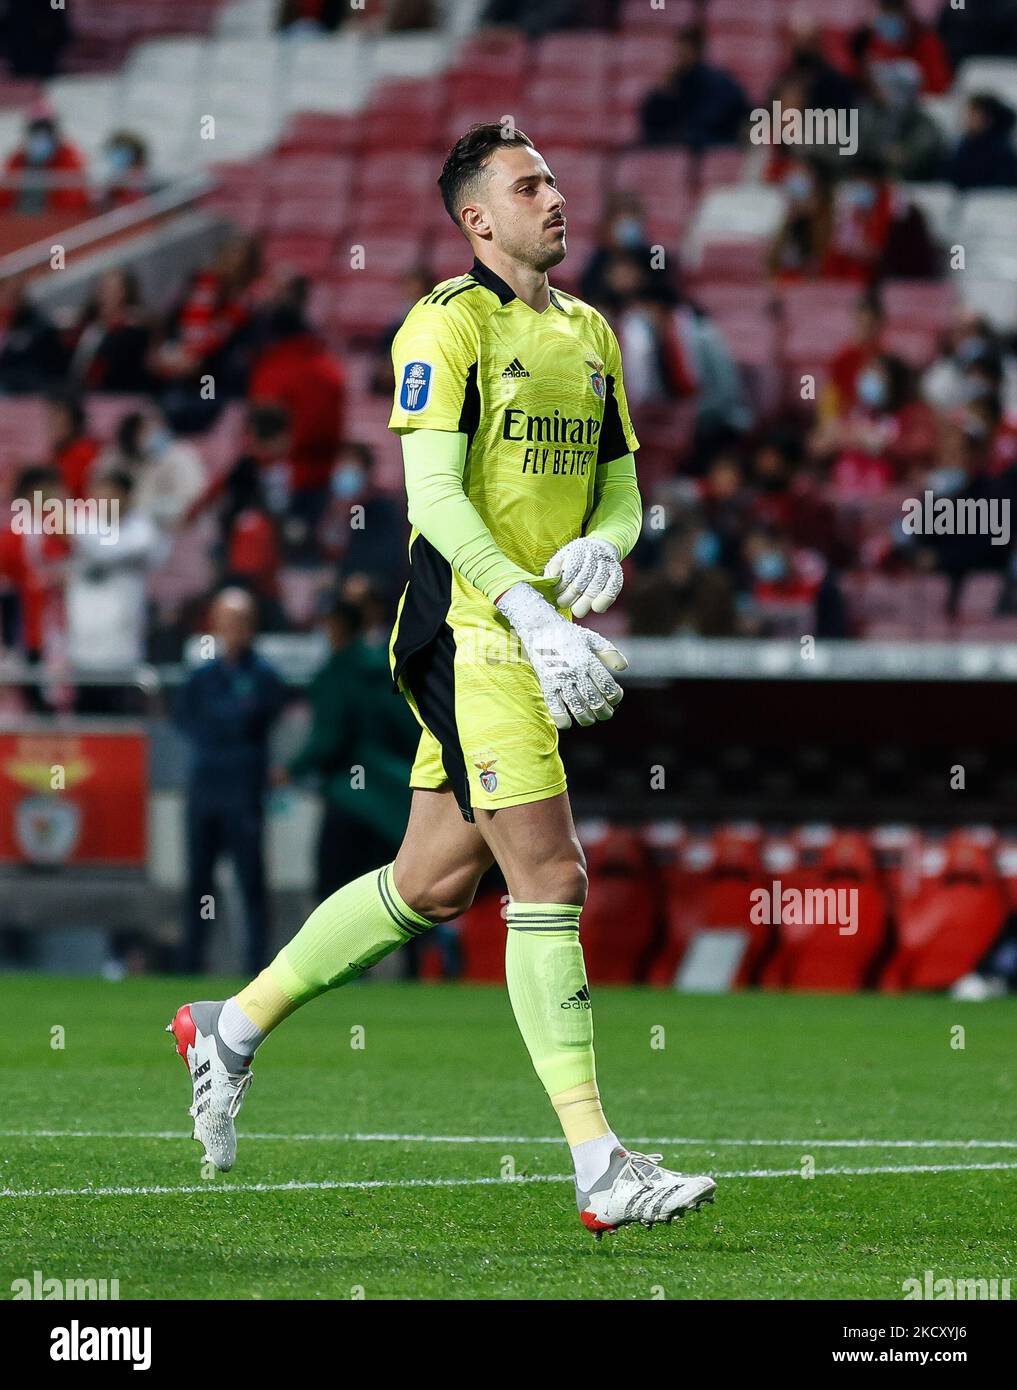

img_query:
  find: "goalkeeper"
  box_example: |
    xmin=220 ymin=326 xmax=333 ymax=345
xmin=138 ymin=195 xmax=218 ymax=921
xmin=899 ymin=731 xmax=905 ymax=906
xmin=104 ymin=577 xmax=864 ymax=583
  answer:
xmin=167 ymin=124 xmax=716 ymax=1236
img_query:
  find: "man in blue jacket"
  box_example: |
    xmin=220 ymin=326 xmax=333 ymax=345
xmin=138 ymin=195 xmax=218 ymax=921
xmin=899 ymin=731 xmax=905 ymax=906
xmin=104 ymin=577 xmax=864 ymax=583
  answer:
xmin=174 ymin=588 xmax=287 ymax=973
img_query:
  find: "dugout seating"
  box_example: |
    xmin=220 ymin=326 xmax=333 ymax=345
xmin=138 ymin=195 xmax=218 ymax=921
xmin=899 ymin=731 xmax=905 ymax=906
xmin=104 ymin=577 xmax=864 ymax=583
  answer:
xmin=575 ymin=823 xmax=660 ymax=983
xmin=880 ymin=830 xmax=1008 ymax=990
xmin=758 ymin=830 xmax=889 ymax=991
xmin=648 ymin=824 xmax=771 ymax=987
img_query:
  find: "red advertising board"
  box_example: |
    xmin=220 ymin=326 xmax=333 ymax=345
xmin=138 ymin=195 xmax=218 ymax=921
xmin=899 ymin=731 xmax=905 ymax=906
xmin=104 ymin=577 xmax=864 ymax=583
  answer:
xmin=0 ymin=725 xmax=147 ymax=866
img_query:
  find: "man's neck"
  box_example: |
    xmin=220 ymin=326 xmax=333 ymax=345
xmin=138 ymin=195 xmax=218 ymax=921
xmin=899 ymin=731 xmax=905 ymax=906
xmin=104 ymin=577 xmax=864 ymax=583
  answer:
xmin=474 ymin=246 xmax=550 ymax=313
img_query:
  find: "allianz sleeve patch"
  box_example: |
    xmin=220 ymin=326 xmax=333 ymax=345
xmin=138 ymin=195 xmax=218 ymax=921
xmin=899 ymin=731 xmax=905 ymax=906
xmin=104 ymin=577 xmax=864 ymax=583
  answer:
xmin=399 ymin=360 xmax=433 ymax=412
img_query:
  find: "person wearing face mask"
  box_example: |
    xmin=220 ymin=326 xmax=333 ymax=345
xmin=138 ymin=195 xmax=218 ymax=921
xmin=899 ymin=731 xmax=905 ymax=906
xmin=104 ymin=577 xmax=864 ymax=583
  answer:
xmin=821 ymin=163 xmax=893 ymax=283
xmin=101 ymin=130 xmax=151 ymax=209
xmin=767 ymin=158 xmax=834 ymax=282
xmin=321 ymin=444 xmax=407 ymax=600
xmin=0 ymin=110 xmax=89 ymax=215
xmin=579 ymin=195 xmax=653 ymax=307
xmin=855 ymin=0 xmax=951 ymax=95
xmin=819 ymin=352 xmax=937 ymax=495
xmin=855 ymin=59 xmax=945 ymax=182
xmin=96 ymin=409 xmax=205 ymax=531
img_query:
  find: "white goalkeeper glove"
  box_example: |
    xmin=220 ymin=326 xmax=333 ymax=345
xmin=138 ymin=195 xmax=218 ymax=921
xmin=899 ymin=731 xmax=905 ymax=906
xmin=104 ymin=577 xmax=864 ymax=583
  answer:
xmin=495 ymin=581 xmax=628 ymax=730
xmin=543 ymin=537 xmax=624 ymax=619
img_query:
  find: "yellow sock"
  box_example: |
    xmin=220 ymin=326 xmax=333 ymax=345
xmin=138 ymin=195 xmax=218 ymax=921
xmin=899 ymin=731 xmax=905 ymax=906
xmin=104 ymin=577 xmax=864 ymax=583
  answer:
xmin=551 ymin=1079 xmax=611 ymax=1146
xmin=235 ymin=967 xmax=299 ymax=1035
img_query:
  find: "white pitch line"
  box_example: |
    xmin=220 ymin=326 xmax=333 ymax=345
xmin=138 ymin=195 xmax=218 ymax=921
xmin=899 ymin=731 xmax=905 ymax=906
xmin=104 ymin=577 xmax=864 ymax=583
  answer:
xmin=2 ymin=1160 xmax=1017 ymax=1200
xmin=1 ymin=1129 xmax=1016 ymax=1150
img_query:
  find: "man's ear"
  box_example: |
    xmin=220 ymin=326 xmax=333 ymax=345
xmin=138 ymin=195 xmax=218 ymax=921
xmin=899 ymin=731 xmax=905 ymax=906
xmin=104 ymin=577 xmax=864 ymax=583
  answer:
xmin=460 ymin=204 xmax=489 ymax=239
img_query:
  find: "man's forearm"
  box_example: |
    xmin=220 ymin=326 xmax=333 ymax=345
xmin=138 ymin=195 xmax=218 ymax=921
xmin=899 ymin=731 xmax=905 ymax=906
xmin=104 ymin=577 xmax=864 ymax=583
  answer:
xmin=584 ymin=453 xmax=642 ymax=560
xmin=400 ymin=429 xmax=538 ymax=603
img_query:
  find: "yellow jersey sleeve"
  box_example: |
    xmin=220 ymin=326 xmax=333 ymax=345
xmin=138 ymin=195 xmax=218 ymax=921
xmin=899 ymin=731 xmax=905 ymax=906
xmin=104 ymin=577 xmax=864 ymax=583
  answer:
xmin=388 ymin=295 xmax=477 ymax=433
xmin=598 ymin=322 xmax=640 ymax=464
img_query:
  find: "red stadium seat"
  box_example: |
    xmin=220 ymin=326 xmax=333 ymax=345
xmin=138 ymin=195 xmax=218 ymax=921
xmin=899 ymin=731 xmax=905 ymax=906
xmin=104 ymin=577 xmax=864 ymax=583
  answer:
xmin=760 ymin=832 xmax=889 ymax=991
xmin=458 ymin=891 xmax=507 ymax=982
xmin=578 ymin=824 xmax=660 ymax=983
xmin=881 ymin=831 xmax=1007 ymax=990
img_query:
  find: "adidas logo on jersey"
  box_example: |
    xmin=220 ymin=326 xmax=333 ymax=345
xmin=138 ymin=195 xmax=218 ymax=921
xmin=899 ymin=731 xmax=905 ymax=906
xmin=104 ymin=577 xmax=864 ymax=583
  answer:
xmin=501 ymin=358 xmax=530 ymax=378
xmin=561 ymin=986 xmax=591 ymax=1010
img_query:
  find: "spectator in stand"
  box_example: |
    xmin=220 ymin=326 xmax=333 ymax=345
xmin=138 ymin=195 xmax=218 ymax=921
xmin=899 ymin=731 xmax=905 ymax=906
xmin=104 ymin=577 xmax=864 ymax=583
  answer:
xmin=68 ymin=268 xmax=152 ymax=393
xmin=855 ymin=59 xmax=945 ymax=182
xmin=640 ymin=26 xmax=750 ymax=150
xmin=0 ymin=274 xmax=66 ymax=393
xmin=923 ymin=312 xmax=1005 ymax=412
xmin=820 ymin=163 xmax=894 ymax=284
xmin=100 ymin=131 xmax=152 ymax=209
xmin=95 ymin=408 xmax=205 ymax=532
xmin=369 ymin=267 xmax=432 ymax=396
xmin=272 ymin=593 xmax=418 ymax=897
xmin=319 ymin=442 xmax=407 ymax=601
xmin=66 ymin=470 xmax=168 ymax=712
xmin=186 ymin=402 xmax=289 ymax=629
xmin=579 ymin=193 xmax=655 ymax=308
xmin=0 ymin=108 xmax=89 ymax=215
xmin=481 ymin=0 xmax=587 ymax=40
xmin=627 ymin=523 xmax=737 ymax=637
xmin=249 ymin=274 xmax=346 ymax=561
xmin=811 ymin=352 xmax=938 ymax=494
xmin=152 ymin=233 xmax=262 ymax=428
xmin=0 ymin=465 xmax=68 ymax=705
xmin=740 ymin=527 xmax=846 ymax=638
xmin=777 ymin=17 xmax=859 ymax=113
xmin=853 ymin=0 xmax=951 ymax=95
xmin=823 ymin=293 xmax=886 ymax=420
xmin=767 ymin=158 xmax=834 ymax=281
xmin=174 ymin=588 xmax=287 ymax=974
xmin=944 ymin=95 xmax=1017 ymax=191
xmin=671 ymin=288 xmax=754 ymax=452
xmin=44 ymin=391 xmax=101 ymax=498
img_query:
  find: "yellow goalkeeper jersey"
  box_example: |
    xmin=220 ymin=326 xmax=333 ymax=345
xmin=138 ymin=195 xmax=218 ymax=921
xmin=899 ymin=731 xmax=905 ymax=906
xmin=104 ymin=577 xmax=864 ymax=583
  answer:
xmin=387 ymin=256 xmax=639 ymax=687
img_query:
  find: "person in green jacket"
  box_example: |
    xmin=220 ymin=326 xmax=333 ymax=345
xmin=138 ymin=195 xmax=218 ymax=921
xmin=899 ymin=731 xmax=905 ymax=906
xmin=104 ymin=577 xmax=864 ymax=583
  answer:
xmin=273 ymin=594 xmax=419 ymax=899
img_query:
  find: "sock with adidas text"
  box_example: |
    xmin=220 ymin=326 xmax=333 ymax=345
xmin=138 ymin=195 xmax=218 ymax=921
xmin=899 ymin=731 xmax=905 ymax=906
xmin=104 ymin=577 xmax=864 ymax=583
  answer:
xmin=504 ymin=901 xmax=617 ymax=1174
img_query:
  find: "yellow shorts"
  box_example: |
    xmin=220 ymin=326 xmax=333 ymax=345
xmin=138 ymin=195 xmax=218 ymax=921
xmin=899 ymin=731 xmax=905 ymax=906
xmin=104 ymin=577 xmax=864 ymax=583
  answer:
xmin=396 ymin=623 xmax=567 ymax=823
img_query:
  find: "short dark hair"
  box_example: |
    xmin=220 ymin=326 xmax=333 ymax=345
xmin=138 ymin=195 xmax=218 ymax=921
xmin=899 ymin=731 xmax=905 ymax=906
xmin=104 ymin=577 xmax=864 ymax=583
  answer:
xmin=438 ymin=123 xmax=534 ymax=230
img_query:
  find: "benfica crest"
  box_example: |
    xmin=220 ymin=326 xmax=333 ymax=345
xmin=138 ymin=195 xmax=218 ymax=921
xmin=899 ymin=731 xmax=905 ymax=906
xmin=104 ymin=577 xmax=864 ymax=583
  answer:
xmin=585 ymin=358 xmax=606 ymax=400
xmin=15 ymin=795 xmax=80 ymax=865
xmin=475 ymin=758 xmax=498 ymax=794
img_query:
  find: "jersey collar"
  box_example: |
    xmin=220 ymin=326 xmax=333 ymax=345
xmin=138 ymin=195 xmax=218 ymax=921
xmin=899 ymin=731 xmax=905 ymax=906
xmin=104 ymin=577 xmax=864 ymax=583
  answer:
xmin=469 ymin=257 xmax=569 ymax=313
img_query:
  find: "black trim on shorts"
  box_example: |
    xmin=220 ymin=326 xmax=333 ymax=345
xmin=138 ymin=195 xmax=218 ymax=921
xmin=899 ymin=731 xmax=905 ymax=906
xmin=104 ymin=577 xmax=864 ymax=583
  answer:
xmin=401 ymin=624 xmax=475 ymax=824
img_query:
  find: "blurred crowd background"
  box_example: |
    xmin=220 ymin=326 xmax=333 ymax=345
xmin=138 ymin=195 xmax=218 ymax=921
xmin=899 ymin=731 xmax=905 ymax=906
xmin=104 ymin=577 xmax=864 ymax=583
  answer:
xmin=2 ymin=0 xmax=1017 ymax=988
xmin=2 ymin=0 xmax=1017 ymax=702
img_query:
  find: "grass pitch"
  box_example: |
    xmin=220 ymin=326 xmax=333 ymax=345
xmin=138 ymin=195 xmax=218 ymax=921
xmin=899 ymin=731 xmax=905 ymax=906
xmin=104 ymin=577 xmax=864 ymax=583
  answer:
xmin=0 ymin=976 xmax=1013 ymax=1300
